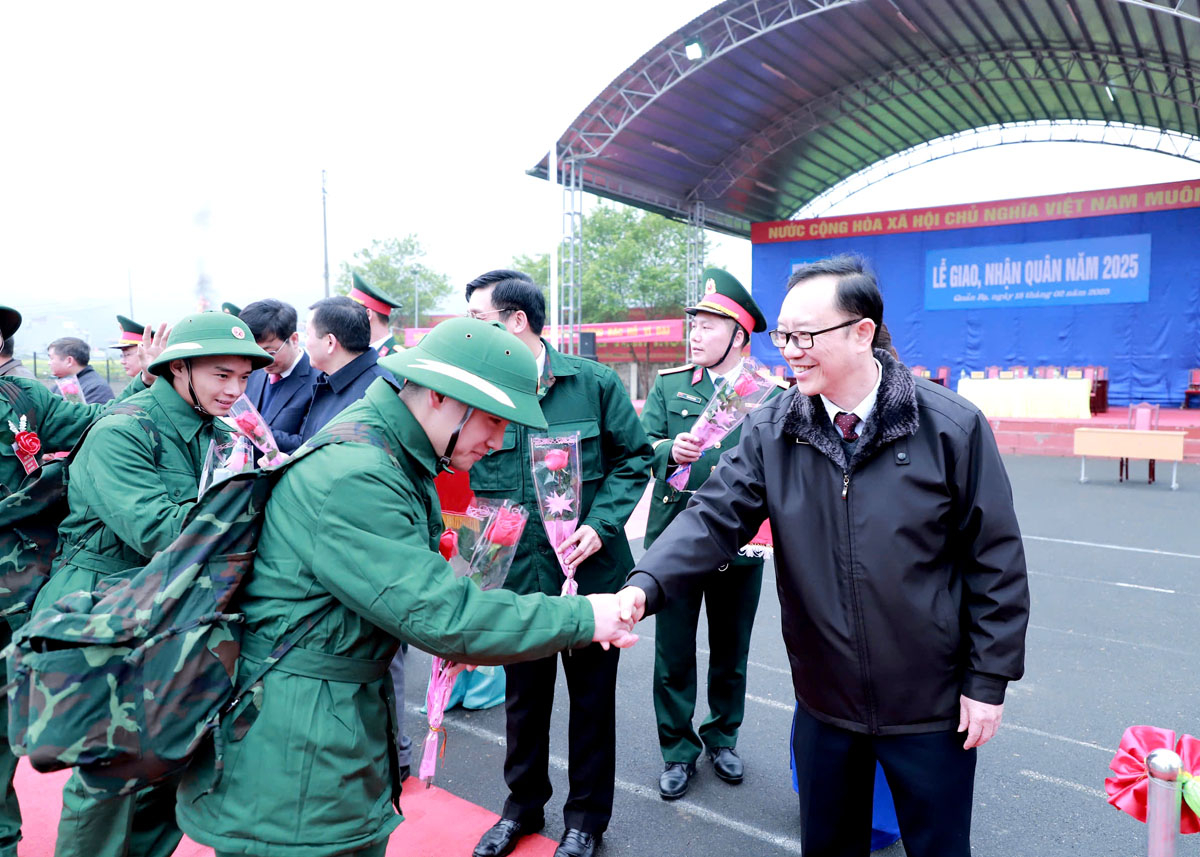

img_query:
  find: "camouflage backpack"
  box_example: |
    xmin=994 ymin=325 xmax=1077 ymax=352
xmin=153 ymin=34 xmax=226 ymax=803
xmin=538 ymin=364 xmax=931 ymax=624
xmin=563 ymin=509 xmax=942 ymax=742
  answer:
xmin=3 ymin=421 xmax=395 ymax=797
xmin=0 ymin=395 xmax=162 ymax=629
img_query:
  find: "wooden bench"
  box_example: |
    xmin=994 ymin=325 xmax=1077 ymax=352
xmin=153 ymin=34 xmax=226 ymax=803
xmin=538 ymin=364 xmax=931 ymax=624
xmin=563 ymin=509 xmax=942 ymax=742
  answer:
xmin=1073 ymin=428 xmax=1186 ymax=490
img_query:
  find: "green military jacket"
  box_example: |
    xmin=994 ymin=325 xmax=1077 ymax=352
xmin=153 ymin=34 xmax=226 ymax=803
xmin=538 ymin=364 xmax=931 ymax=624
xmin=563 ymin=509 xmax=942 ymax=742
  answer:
xmin=470 ymin=343 xmax=653 ymax=597
xmin=641 ymin=362 xmax=785 ymax=555
xmin=32 ymin=378 xmax=230 ymax=611
xmin=177 ymin=377 xmax=596 ymax=857
xmin=0 ymin=375 xmax=146 ymax=497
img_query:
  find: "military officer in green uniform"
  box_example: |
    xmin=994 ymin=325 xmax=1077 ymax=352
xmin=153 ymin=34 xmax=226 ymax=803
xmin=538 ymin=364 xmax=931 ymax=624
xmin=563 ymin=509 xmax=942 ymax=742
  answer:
xmin=465 ymin=271 xmax=653 ymax=857
xmin=33 ymin=311 xmax=273 ymax=857
xmin=349 ymin=272 xmax=404 ymax=356
xmin=110 ymin=314 xmax=150 ymax=380
xmin=640 ymin=268 xmax=783 ymax=800
xmin=0 ymin=306 xmax=162 ymax=857
xmin=175 ymin=318 xmax=637 ymax=857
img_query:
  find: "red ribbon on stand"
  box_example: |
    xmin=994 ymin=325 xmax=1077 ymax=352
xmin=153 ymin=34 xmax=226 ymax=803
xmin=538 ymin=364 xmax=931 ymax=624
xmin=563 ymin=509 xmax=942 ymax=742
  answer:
xmin=1105 ymin=725 xmax=1200 ymax=833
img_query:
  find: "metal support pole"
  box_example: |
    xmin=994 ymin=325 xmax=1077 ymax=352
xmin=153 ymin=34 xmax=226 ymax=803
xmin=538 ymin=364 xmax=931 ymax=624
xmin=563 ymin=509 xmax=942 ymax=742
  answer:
xmin=685 ymin=200 xmax=706 ymax=362
xmin=1146 ymin=747 xmax=1181 ymax=857
xmin=559 ymin=158 xmax=583 ymax=355
xmin=321 ymin=170 xmax=330 ymax=298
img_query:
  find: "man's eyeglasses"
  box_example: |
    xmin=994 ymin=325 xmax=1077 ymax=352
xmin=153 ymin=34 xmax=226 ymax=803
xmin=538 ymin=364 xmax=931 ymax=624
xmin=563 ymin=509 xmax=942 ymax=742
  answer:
xmin=768 ymin=318 xmax=863 ymax=350
xmin=467 ymin=308 xmax=512 ymax=321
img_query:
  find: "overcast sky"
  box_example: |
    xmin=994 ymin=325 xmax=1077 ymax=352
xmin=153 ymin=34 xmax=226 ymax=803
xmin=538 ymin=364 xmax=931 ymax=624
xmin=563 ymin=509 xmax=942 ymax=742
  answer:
xmin=3 ymin=1 xmax=1198 ymax=338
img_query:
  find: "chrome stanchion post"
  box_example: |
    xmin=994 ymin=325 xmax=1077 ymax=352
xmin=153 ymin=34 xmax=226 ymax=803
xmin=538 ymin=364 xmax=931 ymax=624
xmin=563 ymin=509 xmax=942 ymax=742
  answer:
xmin=1146 ymin=747 xmax=1182 ymax=857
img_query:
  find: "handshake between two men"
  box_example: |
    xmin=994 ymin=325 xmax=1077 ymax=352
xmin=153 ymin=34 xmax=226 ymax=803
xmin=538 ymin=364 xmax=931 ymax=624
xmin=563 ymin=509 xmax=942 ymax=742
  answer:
xmin=584 ymin=586 xmax=648 ymax=650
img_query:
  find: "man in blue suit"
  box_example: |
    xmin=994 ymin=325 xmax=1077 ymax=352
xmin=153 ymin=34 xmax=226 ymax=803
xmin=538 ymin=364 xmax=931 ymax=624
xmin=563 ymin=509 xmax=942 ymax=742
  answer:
xmin=298 ymin=295 xmax=392 ymax=444
xmin=241 ymin=300 xmax=316 ymax=454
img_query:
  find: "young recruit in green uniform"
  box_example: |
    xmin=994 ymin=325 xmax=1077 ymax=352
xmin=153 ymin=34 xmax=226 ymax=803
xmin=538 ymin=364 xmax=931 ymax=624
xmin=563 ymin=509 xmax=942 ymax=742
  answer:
xmin=32 ymin=311 xmax=272 ymax=857
xmin=0 ymin=306 xmax=161 ymax=857
xmin=175 ymin=318 xmax=638 ymax=857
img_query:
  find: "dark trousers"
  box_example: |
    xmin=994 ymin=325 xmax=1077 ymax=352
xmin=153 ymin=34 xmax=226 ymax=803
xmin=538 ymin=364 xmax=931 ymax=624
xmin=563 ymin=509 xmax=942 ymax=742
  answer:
xmin=652 ymin=559 xmax=762 ymax=763
xmin=792 ymin=706 xmax=976 ymax=857
xmin=501 ymin=643 xmax=620 ymax=835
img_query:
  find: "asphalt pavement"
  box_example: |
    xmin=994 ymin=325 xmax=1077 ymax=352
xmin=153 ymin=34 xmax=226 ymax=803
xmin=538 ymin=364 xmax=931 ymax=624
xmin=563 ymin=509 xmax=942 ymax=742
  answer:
xmin=405 ymin=454 xmax=1200 ymax=856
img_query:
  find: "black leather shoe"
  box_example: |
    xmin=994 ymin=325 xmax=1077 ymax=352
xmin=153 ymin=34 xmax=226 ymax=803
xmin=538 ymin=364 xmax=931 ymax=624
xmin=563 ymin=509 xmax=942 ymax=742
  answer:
xmin=472 ymin=817 xmax=544 ymax=857
xmin=658 ymin=761 xmax=696 ymax=800
xmin=708 ymin=747 xmax=744 ymax=784
xmin=553 ymin=828 xmax=600 ymax=857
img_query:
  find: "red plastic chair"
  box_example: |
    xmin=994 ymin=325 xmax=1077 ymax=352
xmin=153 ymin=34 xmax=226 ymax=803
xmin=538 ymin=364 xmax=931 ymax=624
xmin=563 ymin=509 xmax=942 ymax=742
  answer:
xmin=985 ymin=366 xmax=1000 ymax=379
xmin=1009 ymin=366 xmax=1029 ymax=379
xmin=1185 ymin=369 xmax=1200 ymax=409
xmin=1123 ymin=403 xmax=1161 ymax=484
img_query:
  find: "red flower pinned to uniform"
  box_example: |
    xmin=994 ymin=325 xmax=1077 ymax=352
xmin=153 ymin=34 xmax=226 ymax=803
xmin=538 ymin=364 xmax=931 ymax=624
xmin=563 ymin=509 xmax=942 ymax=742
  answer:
xmin=438 ymin=529 xmax=459 ymax=560
xmin=14 ymin=431 xmax=40 ymax=456
xmin=1105 ymin=725 xmax=1200 ymax=833
xmin=544 ymin=449 xmax=569 ymax=472
xmin=484 ymin=509 xmax=524 ymax=547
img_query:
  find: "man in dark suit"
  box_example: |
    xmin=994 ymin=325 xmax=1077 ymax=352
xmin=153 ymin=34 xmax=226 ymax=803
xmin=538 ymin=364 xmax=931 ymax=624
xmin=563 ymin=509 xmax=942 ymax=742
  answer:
xmin=299 ymin=295 xmax=392 ymax=444
xmin=240 ymin=300 xmax=316 ymax=454
xmin=47 ymin=337 xmax=114 ymax=403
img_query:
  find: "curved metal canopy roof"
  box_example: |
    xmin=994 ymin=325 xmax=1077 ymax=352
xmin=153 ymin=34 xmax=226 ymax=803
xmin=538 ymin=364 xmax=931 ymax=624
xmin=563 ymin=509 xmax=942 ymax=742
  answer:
xmin=530 ymin=0 xmax=1200 ymax=237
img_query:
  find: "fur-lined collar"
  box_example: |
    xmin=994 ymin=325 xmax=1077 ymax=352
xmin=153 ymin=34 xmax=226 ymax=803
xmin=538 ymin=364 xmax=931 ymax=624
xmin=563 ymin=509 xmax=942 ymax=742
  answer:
xmin=782 ymin=349 xmax=920 ymax=470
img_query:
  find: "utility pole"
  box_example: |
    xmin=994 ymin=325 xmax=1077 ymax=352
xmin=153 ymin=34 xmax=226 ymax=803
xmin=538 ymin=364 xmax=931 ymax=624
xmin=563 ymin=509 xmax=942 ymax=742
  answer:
xmin=322 ymin=170 xmax=330 ymax=298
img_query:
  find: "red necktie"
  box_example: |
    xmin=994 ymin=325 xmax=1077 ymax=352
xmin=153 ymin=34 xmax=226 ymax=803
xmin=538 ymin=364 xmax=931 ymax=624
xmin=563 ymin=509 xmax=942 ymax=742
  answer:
xmin=268 ymin=373 xmax=282 ymax=384
xmin=834 ymin=411 xmax=860 ymax=441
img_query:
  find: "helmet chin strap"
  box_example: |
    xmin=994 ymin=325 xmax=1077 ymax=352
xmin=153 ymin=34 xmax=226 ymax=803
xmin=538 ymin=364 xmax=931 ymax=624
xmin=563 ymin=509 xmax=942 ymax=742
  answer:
xmin=438 ymin=404 xmax=475 ymax=473
xmin=184 ymin=361 xmax=212 ymax=418
xmin=713 ymin=325 xmax=745 ymax=367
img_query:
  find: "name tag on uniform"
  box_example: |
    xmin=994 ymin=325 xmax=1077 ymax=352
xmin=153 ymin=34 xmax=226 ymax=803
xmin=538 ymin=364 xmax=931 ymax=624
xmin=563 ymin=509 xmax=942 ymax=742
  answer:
xmin=675 ymin=392 xmax=704 ymax=404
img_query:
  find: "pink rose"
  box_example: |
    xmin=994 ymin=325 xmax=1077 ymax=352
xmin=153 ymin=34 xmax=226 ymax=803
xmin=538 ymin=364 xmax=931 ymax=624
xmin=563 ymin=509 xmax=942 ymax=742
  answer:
xmin=544 ymin=449 xmax=569 ymax=471
xmin=733 ymin=374 xmax=758 ymax=397
xmin=234 ymin=413 xmax=260 ymax=436
xmin=438 ymin=529 xmax=459 ymax=560
xmin=484 ymin=510 xmax=524 ymax=546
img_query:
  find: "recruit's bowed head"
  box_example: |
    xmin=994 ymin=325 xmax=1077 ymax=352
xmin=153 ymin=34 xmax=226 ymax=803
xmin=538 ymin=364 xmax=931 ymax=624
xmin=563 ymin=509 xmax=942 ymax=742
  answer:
xmin=379 ymin=317 xmax=546 ymax=429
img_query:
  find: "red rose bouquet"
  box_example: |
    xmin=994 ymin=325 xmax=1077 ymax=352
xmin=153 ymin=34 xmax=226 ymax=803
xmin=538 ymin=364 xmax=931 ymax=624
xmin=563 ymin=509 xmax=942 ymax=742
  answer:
xmin=422 ymin=499 xmax=529 ymax=785
xmin=197 ymin=435 xmax=256 ymax=498
xmin=530 ymin=432 xmax=582 ymax=596
xmin=667 ymin=356 xmax=776 ymax=490
xmin=224 ymin=395 xmax=285 ymax=466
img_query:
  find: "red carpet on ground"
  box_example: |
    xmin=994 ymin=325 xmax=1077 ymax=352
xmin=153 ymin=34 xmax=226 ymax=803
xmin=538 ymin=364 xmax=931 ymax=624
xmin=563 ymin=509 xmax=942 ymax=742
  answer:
xmin=14 ymin=760 xmax=557 ymax=857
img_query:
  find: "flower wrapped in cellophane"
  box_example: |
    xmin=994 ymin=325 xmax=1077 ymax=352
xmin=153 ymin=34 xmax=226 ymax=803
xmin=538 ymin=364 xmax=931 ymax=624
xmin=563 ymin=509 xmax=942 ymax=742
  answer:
xmin=223 ymin=394 xmax=285 ymax=466
xmin=421 ymin=499 xmax=528 ymax=786
xmin=530 ymin=432 xmax=582 ymax=596
xmin=197 ymin=435 xmax=255 ymax=499
xmin=667 ymin=357 xmax=775 ymax=491
xmin=55 ymin=375 xmax=88 ymax=405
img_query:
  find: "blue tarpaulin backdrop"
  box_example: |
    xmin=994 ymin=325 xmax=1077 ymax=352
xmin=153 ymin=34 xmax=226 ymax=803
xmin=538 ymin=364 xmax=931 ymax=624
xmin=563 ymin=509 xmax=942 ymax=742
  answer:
xmin=750 ymin=207 xmax=1200 ymax=406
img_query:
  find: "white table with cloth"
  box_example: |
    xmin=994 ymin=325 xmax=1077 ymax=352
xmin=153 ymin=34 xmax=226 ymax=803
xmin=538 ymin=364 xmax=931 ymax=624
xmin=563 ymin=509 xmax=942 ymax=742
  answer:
xmin=955 ymin=377 xmax=1092 ymax=419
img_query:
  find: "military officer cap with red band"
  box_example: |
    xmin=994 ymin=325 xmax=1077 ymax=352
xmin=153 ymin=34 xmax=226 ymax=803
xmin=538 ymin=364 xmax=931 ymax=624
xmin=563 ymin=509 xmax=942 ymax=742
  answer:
xmin=111 ymin=314 xmax=145 ymax=349
xmin=686 ymin=267 xmax=767 ymax=335
xmin=348 ymin=272 xmax=402 ymax=316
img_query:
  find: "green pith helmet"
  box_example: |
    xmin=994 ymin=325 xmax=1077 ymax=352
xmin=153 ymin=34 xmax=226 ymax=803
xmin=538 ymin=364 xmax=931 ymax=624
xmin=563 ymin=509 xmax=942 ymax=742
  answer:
xmin=220 ymin=302 xmax=241 ymax=317
xmin=686 ymin=267 xmax=768 ymax=334
xmin=148 ymin=312 xmax=273 ymax=376
xmin=0 ymin=306 xmax=21 ymax=340
xmin=379 ymin=318 xmax=546 ymax=429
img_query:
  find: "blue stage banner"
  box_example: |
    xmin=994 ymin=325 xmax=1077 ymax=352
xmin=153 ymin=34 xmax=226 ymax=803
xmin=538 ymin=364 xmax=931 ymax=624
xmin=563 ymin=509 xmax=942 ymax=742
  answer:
xmin=924 ymin=234 xmax=1151 ymax=310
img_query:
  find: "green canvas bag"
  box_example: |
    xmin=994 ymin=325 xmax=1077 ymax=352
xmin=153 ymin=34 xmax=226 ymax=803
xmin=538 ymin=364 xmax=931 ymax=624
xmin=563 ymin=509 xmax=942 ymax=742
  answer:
xmin=3 ymin=421 xmax=395 ymax=797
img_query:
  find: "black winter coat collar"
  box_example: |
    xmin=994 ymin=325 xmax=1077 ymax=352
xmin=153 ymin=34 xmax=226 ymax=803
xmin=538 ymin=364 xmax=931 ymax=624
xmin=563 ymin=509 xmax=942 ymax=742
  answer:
xmin=782 ymin=349 xmax=920 ymax=470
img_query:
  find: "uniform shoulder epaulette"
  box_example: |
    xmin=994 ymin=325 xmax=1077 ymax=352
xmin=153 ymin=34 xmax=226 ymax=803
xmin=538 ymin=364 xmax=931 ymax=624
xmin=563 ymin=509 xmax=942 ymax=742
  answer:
xmin=658 ymin=363 xmax=694 ymax=375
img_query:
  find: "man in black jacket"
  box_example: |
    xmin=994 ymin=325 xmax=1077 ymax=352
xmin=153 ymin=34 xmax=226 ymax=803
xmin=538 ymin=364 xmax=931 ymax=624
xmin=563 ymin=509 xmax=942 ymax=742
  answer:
xmin=621 ymin=255 xmax=1029 ymax=857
